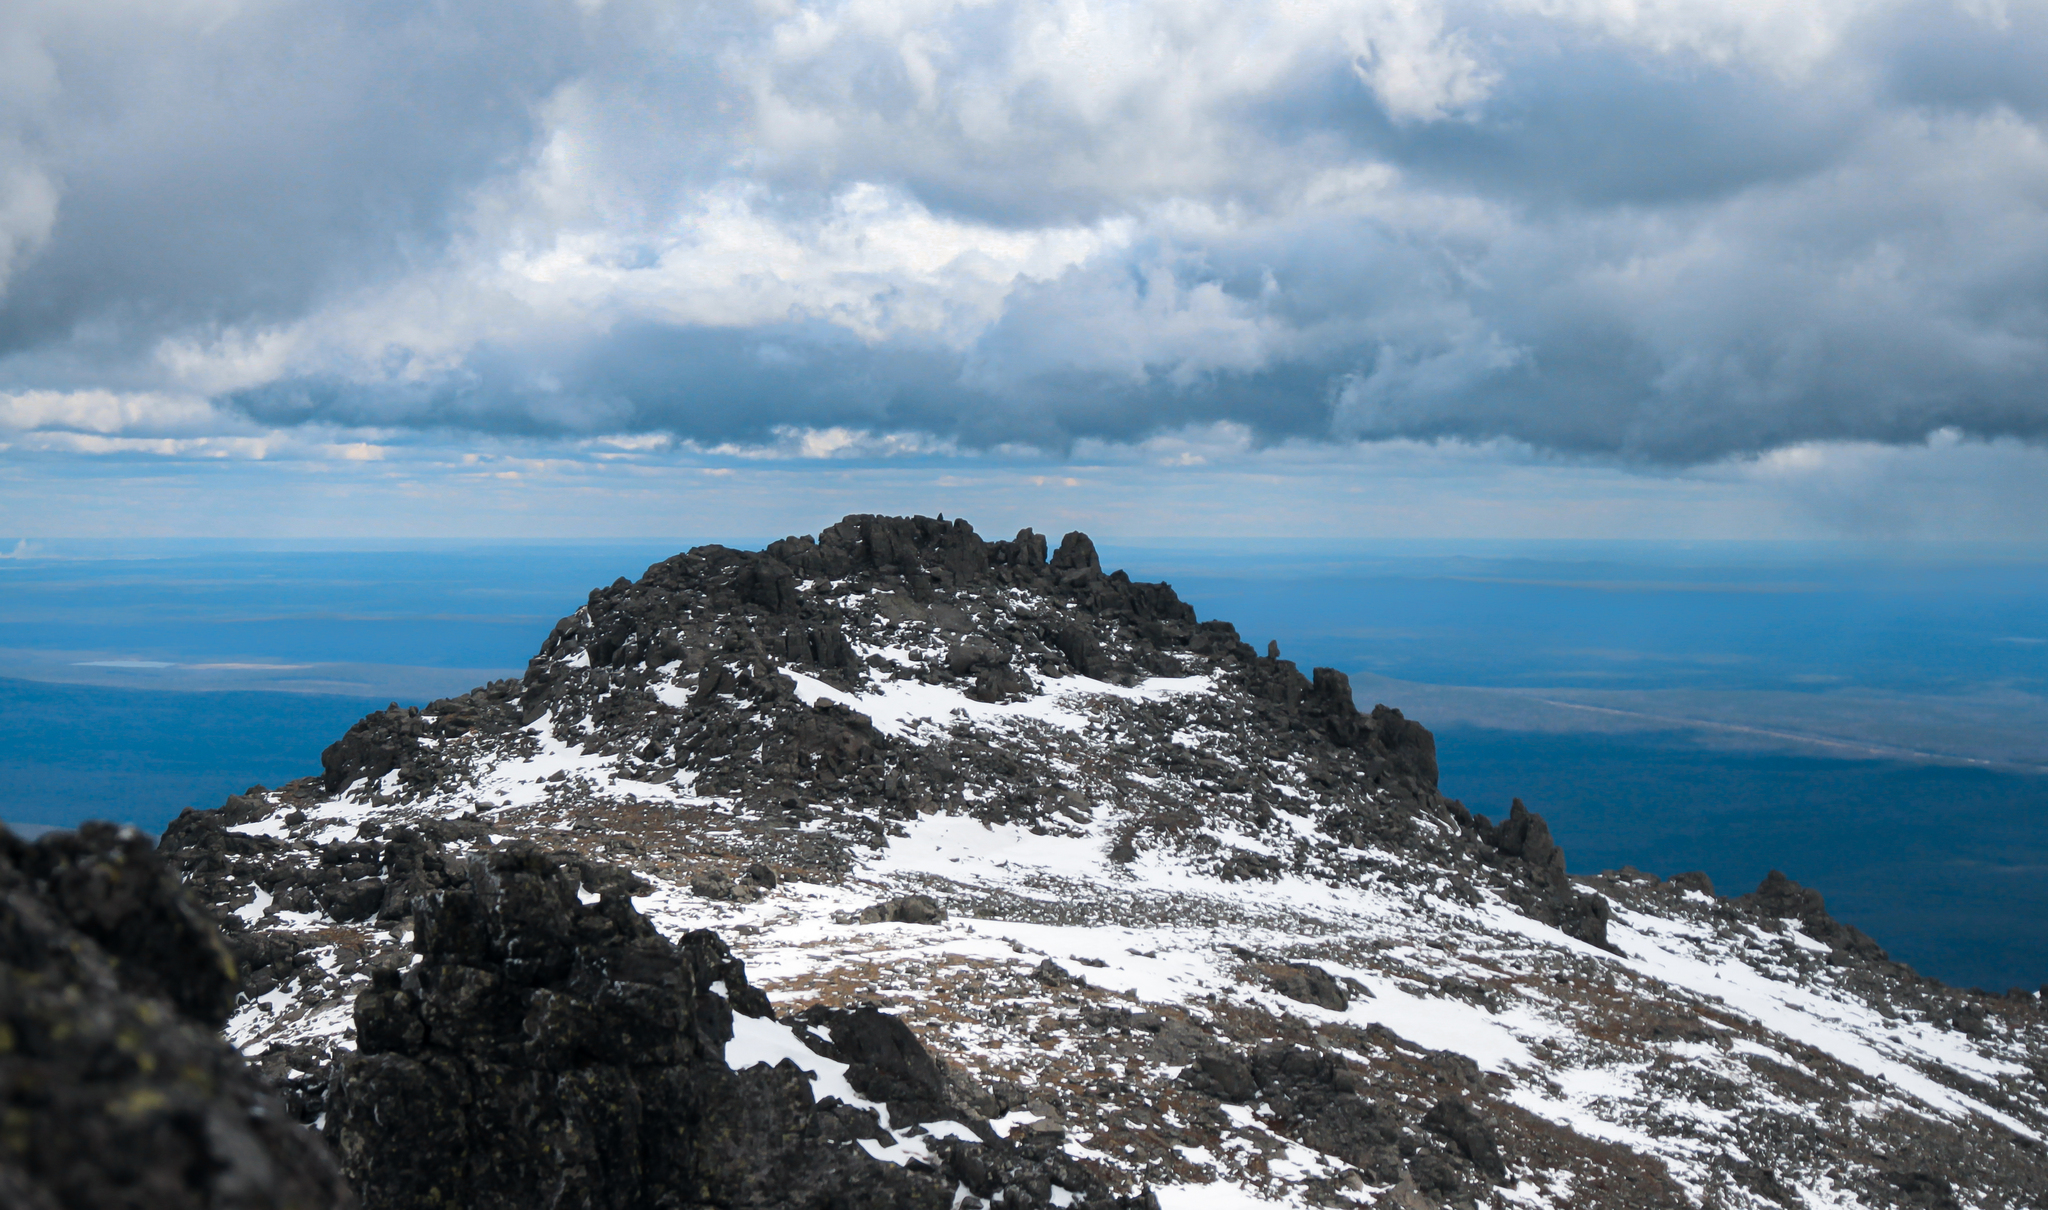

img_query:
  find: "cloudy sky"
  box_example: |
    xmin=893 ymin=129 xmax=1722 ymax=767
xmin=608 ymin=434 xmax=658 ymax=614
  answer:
xmin=2 ymin=0 xmax=2046 ymax=539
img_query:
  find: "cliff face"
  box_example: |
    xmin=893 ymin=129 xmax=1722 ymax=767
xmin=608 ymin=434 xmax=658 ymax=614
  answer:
xmin=156 ymin=515 xmax=2048 ymax=1209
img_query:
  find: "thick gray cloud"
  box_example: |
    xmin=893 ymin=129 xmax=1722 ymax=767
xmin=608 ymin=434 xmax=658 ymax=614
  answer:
xmin=2 ymin=0 xmax=2046 ymax=464
xmin=0 ymin=1 xmax=596 ymax=368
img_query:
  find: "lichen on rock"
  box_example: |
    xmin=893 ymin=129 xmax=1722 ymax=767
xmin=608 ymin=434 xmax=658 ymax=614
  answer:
xmin=0 ymin=821 xmax=353 ymax=1210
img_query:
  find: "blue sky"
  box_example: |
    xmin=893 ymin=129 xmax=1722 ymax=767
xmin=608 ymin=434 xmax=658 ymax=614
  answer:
xmin=3 ymin=0 xmax=2047 ymax=539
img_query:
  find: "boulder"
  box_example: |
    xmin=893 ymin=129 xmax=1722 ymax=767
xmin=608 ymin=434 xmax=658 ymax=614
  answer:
xmin=1047 ymin=620 xmax=1110 ymax=678
xmin=1183 ymin=1052 xmax=1259 ymax=1103
xmin=1018 ymin=1101 xmax=1067 ymax=1138
xmin=945 ymin=635 xmax=1010 ymax=676
xmin=969 ymin=664 xmax=1034 ymax=703
xmin=316 ymin=877 xmax=387 ymax=922
xmin=1422 ymin=1097 xmax=1508 ymax=1183
xmin=692 ymin=868 xmax=762 ymax=903
xmin=859 ymin=893 xmax=947 ymax=925
xmin=1270 ymin=963 xmax=1349 ymax=1011
xmin=1033 ymin=958 xmax=1078 ymax=986
xmin=789 ymin=1003 xmax=960 ymax=1126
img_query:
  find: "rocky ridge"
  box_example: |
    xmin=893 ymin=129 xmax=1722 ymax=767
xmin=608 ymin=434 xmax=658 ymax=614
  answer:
xmin=157 ymin=514 xmax=2048 ymax=1209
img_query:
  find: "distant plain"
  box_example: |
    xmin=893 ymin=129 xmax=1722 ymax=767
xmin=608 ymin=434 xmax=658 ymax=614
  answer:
xmin=2 ymin=535 xmax=2043 ymax=989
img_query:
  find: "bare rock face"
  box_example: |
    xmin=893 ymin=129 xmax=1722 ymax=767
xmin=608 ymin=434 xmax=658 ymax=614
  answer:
xmin=0 ymin=822 xmax=352 ymax=1210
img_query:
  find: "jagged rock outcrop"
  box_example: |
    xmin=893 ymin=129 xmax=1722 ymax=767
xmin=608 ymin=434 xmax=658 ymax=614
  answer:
xmin=1477 ymin=799 xmax=1614 ymax=949
xmin=320 ymin=681 xmax=525 ymax=796
xmin=344 ymin=516 xmax=1455 ymax=830
xmin=1742 ymin=867 xmax=1892 ymax=963
xmin=327 ymin=841 xmax=1153 ymax=1210
xmin=270 ymin=514 xmax=1587 ymax=930
xmin=0 ymin=822 xmax=352 ymax=1210
xmin=329 ymin=841 xmax=933 ymax=1208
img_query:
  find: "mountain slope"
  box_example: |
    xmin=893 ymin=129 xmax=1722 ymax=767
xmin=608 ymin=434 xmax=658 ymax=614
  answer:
xmin=161 ymin=515 xmax=2048 ymax=1209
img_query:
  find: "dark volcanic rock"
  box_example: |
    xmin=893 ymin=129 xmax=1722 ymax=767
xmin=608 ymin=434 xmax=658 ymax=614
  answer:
xmin=1490 ymin=799 xmax=1566 ymax=888
xmin=1181 ymin=1051 xmax=1259 ymax=1103
xmin=1181 ymin=1043 xmax=1508 ymax=1192
xmin=789 ymin=1003 xmax=966 ymax=1129
xmin=1270 ymin=963 xmax=1350 ymax=1011
xmin=1742 ymin=869 xmax=1891 ymax=962
xmin=1247 ymin=1045 xmax=1409 ymax=1183
xmin=1033 ymin=957 xmax=1079 ymax=986
xmin=280 ymin=513 xmax=1602 ymax=949
xmin=0 ymin=822 xmax=352 ymax=1210
xmin=318 ymin=681 xmax=525 ymax=797
xmin=1422 ymin=1097 xmax=1508 ymax=1184
xmin=859 ymin=893 xmax=948 ymax=924
xmin=327 ymin=842 xmax=1151 ymax=1210
xmin=1485 ymin=799 xmax=1615 ymax=951
xmin=1880 ymin=1170 xmax=1963 ymax=1210
xmin=1668 ymin=870 xmax=1714 ymax=895
xmin=691 ymin=867 xmax=759 ymax=902
xmin=328 ymin=841 xmax=954 ymax=1210
xmin=12 ymin=821 xmax=241 ymax=1026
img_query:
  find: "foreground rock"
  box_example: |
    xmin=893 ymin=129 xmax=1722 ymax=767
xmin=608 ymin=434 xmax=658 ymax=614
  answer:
xmin=329 ymin=841 xmax=1153 ymax=1210
xmin=0 ymin=822 xmax=352 ymax=1210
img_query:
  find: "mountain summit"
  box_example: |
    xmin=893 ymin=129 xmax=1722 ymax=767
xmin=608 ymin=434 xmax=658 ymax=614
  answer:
xmin=159 ymin=514 xmax=2048 ymax=1208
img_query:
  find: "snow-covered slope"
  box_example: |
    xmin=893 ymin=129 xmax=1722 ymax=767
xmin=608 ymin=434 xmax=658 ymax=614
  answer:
xmin=163 ymin=515 xmax=2048 ymax=1209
